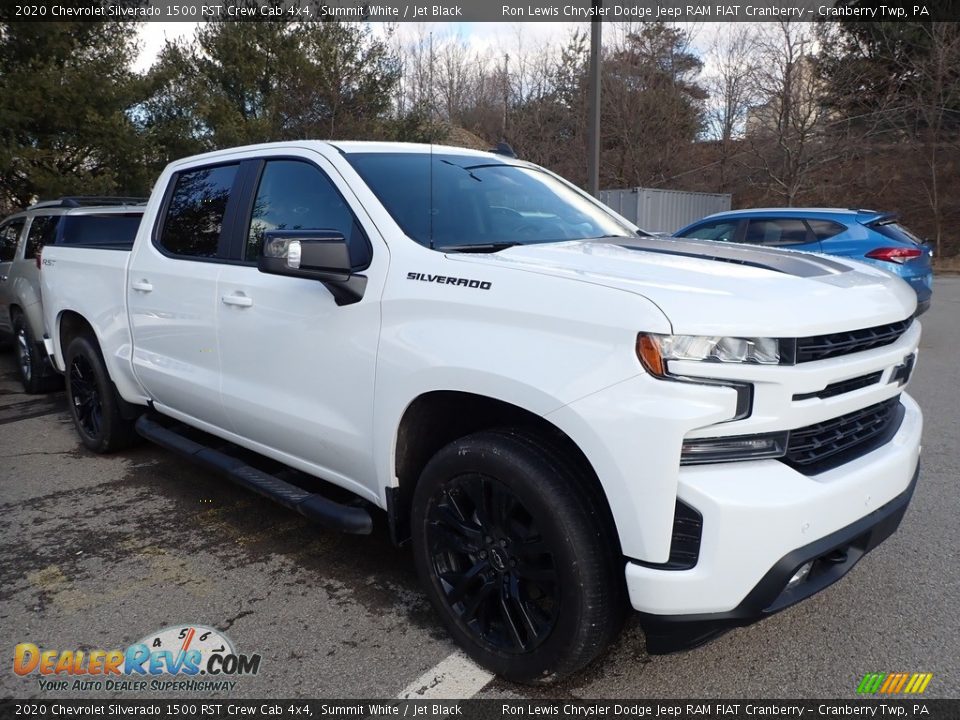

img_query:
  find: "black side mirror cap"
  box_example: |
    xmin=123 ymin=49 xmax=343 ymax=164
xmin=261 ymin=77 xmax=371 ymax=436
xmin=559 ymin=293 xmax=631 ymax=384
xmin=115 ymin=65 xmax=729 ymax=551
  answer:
xmin=257 ymin=229 xmax=366 ymax=306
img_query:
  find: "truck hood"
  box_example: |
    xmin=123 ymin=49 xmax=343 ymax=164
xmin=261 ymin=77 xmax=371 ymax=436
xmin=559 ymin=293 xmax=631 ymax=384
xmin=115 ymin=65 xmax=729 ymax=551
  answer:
xmin=447 ymin=238 xmax=917 ymax=336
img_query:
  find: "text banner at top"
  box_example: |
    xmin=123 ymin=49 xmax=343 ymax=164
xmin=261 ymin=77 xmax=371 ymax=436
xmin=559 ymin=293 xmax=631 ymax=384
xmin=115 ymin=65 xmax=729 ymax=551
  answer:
xmin=7 ymin=0 xmax=957 ymax=23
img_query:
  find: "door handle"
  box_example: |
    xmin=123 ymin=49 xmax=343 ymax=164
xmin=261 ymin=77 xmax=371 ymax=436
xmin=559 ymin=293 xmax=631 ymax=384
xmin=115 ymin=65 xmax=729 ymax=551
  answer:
xmin=131 ymin=280 xmax=153 ymax=292
xmin=221 ymin=293 xmax=253 ymax=308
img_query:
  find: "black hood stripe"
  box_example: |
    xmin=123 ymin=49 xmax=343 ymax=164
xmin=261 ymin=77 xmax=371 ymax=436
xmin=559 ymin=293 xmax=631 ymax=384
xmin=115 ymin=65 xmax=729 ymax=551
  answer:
xmin=609 ymin=237 xmax=851 ymax=278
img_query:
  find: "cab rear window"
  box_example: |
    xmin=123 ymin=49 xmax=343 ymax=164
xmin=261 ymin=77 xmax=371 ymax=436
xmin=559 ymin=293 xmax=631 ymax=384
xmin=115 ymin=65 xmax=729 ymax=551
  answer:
xmin=60 ymin=214 xmax=142 ymax=248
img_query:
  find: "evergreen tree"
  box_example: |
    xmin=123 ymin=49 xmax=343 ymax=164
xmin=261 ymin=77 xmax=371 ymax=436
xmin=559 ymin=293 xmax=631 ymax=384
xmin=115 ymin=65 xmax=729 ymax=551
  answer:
xmin=141 ymin=15 xmax=412 ymax=152
xmin=0 ymin=15 xmax=146 ymax=209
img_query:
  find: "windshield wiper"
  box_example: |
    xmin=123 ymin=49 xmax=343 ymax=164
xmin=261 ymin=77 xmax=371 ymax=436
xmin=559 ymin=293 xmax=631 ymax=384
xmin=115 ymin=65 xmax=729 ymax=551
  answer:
xmin=587 ymin=232 xmax=645 ymax=240
xmin=436 ymin=242 xmax=521 ymax=253
xmin=440 ymin=159 xmax=482 ymax=182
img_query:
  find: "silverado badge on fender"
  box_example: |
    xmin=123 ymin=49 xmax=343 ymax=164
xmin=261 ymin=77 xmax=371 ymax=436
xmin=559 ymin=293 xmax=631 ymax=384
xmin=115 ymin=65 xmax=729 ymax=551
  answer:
xmin=407 ymin=272 xmax=492 ymax=289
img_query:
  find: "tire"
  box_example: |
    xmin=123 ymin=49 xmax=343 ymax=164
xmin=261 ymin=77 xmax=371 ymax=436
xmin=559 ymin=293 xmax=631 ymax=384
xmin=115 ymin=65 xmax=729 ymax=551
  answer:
xmin=12 ymin=312 xmax=61 ymax=394
xmin=64 ymin=333 xmax=139 ymax=453
xmin=411 ymin=427 xmax=627 ymax=684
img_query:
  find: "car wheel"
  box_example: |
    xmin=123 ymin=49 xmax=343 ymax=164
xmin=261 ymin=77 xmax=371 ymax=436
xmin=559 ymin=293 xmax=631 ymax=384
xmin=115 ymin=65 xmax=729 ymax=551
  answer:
xmin=12 ymin=312 xmax=61 ymax=394
xmin=411 ymin=428 xmax=626 ymax=683
xmin=64 ymin=333 xmax=139 ymax=453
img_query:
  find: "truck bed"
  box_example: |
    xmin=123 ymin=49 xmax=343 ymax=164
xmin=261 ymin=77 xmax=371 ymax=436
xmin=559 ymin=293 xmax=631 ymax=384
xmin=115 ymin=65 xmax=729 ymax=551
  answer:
xmin=39 ymin=245 xmax=143 ymax=403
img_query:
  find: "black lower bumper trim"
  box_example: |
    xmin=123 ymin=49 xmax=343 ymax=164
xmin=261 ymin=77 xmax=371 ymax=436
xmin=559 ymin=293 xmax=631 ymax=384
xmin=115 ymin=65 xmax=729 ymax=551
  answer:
xmin=638 ymin=462 xmax=919 ymax=654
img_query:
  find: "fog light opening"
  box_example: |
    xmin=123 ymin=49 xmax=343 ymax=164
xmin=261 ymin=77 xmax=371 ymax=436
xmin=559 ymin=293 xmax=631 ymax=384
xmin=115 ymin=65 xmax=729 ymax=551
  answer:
xmin=786 ymin=561 xmax=813 ymax=590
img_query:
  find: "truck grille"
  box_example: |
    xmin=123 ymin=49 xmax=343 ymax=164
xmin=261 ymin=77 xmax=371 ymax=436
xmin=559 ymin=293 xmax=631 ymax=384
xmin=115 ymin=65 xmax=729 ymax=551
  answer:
xmin=792 ymin=371 xmax=883 ymax=401
xmin=792 ymin=319 xmax=912 ymax=363
xmin=783 ymin=396 xmax=904 ymax=474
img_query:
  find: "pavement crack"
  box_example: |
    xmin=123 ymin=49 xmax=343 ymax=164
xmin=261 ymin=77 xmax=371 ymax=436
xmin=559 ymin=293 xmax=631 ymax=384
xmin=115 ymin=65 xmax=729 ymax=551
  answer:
xmin=0 ymin=450 xmax=75 ymax=459
xmin=221 ymin=607 xmax=258 ymax=632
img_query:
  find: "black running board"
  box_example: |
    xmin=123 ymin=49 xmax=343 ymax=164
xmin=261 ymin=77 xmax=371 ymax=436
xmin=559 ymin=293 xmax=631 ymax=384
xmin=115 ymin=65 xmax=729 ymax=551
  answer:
xmin=135 ymin=415 xmax=373 ymax=534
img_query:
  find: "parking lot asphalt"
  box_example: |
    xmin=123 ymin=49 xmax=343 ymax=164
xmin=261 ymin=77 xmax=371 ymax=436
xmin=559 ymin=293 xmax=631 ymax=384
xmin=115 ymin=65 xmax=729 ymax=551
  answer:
xmin=1 ymin=278 xmax=958 ymax=701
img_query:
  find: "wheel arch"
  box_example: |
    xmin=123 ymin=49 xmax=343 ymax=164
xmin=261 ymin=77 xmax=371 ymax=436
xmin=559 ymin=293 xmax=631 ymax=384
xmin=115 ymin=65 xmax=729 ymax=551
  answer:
xmin=57 ymin=309 xmax=142 ymax=420
xmin=388 ymin=389 xmax=620 ymax=554
xmin=57 ymin=310 xmax=98 ymax=364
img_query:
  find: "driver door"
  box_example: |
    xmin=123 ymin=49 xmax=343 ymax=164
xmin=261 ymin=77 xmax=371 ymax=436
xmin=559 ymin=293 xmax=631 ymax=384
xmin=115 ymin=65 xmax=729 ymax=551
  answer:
xmin=215 ymin=152 xmax=383 ymax=497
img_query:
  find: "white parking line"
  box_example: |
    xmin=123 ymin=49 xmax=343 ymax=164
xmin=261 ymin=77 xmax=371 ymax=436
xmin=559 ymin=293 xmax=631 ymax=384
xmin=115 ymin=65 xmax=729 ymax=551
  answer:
xmin=398 ymin=651 xmax=494 ymax=700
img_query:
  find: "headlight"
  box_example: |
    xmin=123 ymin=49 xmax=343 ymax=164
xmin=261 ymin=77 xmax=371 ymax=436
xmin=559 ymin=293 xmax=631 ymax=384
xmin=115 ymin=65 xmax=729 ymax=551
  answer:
xmin=637 ymin=333 xmax=779 ymax=376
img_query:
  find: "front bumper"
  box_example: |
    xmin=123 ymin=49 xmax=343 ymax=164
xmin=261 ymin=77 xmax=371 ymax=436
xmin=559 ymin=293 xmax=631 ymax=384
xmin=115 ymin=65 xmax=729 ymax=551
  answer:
xmin=637 ymin=462 xmax=918 ymax=653
xmin=622 ymin=386 xmax=921 ymax=653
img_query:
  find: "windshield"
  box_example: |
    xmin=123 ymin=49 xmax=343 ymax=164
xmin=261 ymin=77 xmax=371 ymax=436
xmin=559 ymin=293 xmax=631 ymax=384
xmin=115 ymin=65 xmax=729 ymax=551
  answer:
xmin=345 ymin=152 xmax=637 ymax=250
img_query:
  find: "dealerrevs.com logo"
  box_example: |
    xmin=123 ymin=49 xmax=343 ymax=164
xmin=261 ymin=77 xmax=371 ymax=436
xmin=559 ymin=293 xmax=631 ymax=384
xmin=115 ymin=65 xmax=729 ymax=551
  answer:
xmin=13 ymin=624 xmax=261 ymax=693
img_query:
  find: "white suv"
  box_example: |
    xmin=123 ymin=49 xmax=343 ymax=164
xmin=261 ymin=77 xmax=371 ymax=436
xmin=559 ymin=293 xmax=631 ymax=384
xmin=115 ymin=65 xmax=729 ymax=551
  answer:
xmin=0 ymin=197 xmax=144 ymax=392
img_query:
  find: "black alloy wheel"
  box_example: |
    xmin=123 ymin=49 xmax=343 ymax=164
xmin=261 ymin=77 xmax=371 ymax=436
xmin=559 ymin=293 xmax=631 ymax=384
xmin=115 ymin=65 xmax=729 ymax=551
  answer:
xmin=69 ymin=352 xmax=102 ymax=439
xmin=412 ymin=428 xmax=627 ymax=683
xmin=63 ymin=333 xmax=139 ymax=453
xmin=426 ymin=473 xmax=559 ymax=654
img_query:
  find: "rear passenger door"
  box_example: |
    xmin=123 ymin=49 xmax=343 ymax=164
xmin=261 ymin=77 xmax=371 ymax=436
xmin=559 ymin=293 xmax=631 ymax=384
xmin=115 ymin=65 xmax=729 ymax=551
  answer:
xmin=742 ymin=217 xmax=820 ymax=252
xmin=7 ymin=215 xmax=58 ymax=330
xmin=127 ymin=161 xmax=243 ymax=431
xmin=0 ymin=218 xmax=27 ymax=333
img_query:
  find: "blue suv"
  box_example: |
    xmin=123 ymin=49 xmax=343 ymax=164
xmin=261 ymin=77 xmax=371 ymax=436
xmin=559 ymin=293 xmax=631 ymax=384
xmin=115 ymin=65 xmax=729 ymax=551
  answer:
xmin=675 ymin=208 xmax=933 ymax=315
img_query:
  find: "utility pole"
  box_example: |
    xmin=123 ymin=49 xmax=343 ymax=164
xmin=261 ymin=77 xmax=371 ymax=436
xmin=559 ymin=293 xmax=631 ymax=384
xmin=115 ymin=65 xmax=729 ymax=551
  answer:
xmin=587 ymin=1 xmax=602 ymax=197
xmin=503 ymin=53 xmax=510 ymax=139
xmin=429 ymin=31 xmax=435 ymax=123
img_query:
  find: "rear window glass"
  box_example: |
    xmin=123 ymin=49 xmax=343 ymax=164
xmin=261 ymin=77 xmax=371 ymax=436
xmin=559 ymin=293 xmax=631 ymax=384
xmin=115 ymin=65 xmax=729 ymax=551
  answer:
xmin=872 ymin=220 xmax=923 ymax=246
xmin=25 ymin=215 xmax=61 ymax=259
xmin=60 ymin=214 xmax=142 ymax=248
xmin=0 ymin=218 xmax=25 ymax=262
xmin=806 ymin=220 xmax=847 ymax=241
xmin=744 ymin=218 xmax=809 ymax=246
xmin=159 ymin=164 xmax=239 ymax=258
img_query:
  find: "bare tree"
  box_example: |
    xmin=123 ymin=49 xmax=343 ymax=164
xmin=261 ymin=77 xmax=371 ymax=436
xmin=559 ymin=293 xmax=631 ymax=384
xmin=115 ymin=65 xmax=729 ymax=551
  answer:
xmin=903 ymin=23 xmax=960 ymax=256
xmin=704 ymin=25 xmax=759 ymax=190
xmin=436 ymin=34 xmax=471 ymax=124
xmin=742 ymin=21 xmax=841 ymax=206
xmin=600 ymin=22 xmax=707 ymax=188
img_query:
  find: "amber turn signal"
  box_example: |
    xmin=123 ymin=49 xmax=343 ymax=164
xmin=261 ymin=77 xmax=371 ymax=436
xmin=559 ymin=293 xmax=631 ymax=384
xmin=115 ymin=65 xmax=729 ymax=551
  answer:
xmin=636 ymin=334 xmax=666 ymax=377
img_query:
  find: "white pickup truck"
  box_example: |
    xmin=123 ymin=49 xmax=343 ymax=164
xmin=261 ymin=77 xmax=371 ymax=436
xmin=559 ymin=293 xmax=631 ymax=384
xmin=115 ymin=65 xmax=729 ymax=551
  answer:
xmin=40 ymin=142 xmax=922 ymax=683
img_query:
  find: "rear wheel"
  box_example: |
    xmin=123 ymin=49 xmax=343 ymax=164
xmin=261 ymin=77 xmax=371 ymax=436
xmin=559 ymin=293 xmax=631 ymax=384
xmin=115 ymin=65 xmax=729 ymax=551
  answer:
xmin=12 ymin=312 xmax=60 ymax=394
xmin=411 ymin=428 xmax=626 ymax=683
xmin=64 ymin=333 xmax=139 ymax=453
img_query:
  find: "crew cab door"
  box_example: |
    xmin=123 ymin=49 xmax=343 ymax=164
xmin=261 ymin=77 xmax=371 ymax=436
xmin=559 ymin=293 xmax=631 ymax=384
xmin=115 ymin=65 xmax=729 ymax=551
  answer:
xmin=127 ymin=161 xmax=243 ymax=430
xmin=214 ymin=152 xmax=384 ymax=498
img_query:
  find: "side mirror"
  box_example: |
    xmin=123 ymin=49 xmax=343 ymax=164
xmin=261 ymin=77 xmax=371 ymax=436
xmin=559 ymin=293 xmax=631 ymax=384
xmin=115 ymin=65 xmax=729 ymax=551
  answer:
xmin=258 ymin=230 xmax=366 ymax=306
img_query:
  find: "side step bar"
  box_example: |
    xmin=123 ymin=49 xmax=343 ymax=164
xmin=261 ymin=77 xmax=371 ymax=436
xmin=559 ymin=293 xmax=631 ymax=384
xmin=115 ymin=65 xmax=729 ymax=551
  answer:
xmin=135 ymin=415 xmax=373 ymax=534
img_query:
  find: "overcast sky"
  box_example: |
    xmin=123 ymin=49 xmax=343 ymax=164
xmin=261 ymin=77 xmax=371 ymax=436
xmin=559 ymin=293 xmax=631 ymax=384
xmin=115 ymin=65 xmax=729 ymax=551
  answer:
xmin=134 ymin=21 xmax=723 ymax=73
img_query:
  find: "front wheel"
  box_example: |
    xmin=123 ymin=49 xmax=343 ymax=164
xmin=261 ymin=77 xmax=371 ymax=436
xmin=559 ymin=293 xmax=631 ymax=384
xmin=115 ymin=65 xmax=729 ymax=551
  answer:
xmin=411 ymin=428 xmax=626 ymax=683
xmin=64 ymin=333 xmax=139 ymax=453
